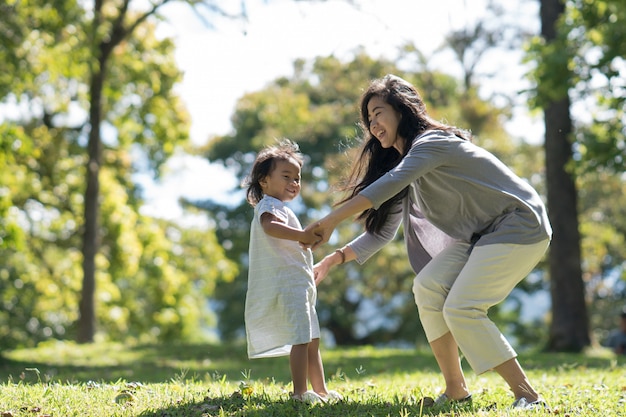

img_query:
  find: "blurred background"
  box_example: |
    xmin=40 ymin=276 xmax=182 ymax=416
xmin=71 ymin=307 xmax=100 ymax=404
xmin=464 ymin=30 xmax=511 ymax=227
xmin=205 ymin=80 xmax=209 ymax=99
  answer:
xmin=1 ymin=0 xmax=624 ymax=354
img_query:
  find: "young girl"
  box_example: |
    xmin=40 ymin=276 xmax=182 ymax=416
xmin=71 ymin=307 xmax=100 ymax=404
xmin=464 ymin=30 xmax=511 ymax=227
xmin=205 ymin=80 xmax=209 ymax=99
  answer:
xmin=243 ymin=139 xmax=341 ymax=404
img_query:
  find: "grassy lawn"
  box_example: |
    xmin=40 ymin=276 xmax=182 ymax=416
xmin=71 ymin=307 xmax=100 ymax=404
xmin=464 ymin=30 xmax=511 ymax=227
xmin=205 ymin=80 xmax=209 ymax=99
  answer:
xmin=0 ymin=340 xmax=624 ymax=416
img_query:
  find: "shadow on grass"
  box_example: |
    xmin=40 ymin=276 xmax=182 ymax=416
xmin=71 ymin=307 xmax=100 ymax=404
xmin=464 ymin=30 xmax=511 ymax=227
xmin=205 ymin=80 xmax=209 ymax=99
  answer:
xmin=0 ymin=342 xmax=443 ymax=384
xmin=134 ymin=392 xmax=471 ymax=417
xmin=1 ymin=341 xmax=623 ymax=385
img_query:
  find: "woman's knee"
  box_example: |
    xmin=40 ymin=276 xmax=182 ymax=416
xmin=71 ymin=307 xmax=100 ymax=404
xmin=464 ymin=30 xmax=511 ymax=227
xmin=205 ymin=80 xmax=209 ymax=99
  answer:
xmin=412 ymin=275 xmax=444 ymax=308
xmin=442 ymin=298 xmax=484 ymax=328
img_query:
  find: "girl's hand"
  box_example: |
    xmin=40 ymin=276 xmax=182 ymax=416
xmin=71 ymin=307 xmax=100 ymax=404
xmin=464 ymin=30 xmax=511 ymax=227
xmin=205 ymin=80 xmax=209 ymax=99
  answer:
xmin=305 ymin=219 xmax=334 ymax=250
xmin=299 ymin=227 xmax=322 ymax=247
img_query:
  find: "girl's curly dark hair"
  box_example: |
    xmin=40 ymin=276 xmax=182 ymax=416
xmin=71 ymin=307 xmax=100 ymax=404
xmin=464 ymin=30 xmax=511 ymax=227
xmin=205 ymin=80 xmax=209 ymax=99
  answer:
xmin=243 ymin=139 xmax=304 ymax=206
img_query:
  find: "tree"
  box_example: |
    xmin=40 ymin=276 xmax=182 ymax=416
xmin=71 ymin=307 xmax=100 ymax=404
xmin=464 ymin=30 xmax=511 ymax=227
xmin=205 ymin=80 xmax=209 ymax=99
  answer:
xmin=527 ymin=0 xmax=626 ymax=351
xmin=529 ymin=0 xmax=589 ymax=351
xmin=559 ymin=0 xmax=626 ymax=345
xmin=39 ymin=0 xmax=246 ymax=343
xmin=0 ymin=0 xmax=237 ymax=348
xmin=79 ymin=0 xmax=224 ymax=342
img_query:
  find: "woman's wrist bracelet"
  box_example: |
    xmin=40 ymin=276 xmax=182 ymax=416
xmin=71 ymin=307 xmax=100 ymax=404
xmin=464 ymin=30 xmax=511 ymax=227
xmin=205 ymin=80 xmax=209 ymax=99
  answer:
xmin=335 ymin=248 xmax=346 ymax=265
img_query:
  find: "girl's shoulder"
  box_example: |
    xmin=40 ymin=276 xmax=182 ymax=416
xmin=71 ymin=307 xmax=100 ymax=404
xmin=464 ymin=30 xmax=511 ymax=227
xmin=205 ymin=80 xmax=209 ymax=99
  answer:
xmin=256 ymin=196 xmax=291 ymax=221
xmin=257 ymin=195 xmax=284 ymax=211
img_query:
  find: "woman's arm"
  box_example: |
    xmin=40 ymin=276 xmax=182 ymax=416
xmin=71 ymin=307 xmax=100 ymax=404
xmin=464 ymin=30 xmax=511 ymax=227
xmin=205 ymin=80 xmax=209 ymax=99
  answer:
xmin=313 ymin=245 xmax=356 ymax=285
xmin=305 ymin=195 xmax=373 ymax=249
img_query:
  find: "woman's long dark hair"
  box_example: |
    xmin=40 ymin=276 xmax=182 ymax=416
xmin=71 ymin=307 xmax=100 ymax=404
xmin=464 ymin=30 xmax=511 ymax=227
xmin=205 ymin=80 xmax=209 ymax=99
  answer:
xmin=341 ymin=74 xmax=471 ymax=233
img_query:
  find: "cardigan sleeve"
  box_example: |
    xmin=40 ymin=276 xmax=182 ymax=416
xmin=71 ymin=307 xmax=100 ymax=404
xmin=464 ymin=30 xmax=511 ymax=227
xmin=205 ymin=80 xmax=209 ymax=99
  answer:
xmin=347 ymin=200 xmax=403 ymax=265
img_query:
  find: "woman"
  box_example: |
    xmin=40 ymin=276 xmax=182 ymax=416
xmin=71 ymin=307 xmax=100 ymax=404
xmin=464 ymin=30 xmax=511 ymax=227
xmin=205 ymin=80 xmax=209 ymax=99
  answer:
xmin=308 ymin=74 xmax=552 ymax=410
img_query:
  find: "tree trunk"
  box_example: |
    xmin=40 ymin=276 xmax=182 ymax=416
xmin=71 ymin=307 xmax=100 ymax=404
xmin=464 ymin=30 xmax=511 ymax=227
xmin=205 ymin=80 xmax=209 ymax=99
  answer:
xmin=541 ymin=0 xmax=590 ymax=352
xmin=77 ymin=56 xmax=105 ymax=343
xmin=77 ymin=0 xmax=107 ymax=343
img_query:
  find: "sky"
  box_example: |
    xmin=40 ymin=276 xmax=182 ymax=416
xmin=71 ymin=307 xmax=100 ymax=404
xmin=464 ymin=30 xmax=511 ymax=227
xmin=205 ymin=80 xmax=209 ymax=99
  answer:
xmin=138 ymin=0 xmax=542 ymax=220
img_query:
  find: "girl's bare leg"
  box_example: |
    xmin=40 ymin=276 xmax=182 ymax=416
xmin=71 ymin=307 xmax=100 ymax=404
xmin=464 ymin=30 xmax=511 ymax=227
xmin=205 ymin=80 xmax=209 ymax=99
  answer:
xmin=306 ymin=338 xmax=329 ymax=396
xmin=290 ymin=343 xmax=309 ymax=395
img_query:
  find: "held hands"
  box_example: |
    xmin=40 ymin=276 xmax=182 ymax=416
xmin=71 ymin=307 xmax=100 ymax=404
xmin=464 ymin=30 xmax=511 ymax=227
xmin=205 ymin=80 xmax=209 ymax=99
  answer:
xmin=299 ymin=227 xmax=323 ymax=248
xmin=303 ymin=219 xmax=333 ymax=250
xmin=303 ymin=195 xmax=370 ymax=250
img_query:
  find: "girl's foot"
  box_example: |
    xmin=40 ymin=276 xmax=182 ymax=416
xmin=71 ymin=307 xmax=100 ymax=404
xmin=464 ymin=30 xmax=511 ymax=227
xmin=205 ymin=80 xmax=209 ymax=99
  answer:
xmin=320 ymin=390 xmax=343 ymax=402
xmin=291 ymin=391 xmax=323 ymax=404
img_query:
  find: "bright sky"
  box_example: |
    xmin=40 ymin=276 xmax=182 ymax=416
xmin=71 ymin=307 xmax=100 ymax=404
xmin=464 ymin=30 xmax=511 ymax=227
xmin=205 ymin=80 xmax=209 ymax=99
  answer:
xmin=138 ymin=0 xmax=542 ymax=220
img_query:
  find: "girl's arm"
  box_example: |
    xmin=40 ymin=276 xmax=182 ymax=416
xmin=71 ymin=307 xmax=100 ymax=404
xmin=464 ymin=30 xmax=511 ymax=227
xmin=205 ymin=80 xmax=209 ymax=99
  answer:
xmin=260 ymin=212 xmax=319 ymax=245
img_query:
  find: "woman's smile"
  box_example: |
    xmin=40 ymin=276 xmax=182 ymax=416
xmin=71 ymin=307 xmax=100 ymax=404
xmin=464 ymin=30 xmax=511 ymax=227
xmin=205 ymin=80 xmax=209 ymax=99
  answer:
xmin=367 ymin=96 xmax=403 ymax=152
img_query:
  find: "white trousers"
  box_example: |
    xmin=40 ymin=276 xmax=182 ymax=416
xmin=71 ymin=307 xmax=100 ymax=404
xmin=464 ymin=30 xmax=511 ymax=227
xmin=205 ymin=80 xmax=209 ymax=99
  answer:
xmin=412 ymin=239 xmax=550 ymax=374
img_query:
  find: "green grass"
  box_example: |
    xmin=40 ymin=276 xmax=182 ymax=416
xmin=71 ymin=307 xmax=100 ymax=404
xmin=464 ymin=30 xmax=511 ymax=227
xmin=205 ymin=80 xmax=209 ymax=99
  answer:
xmin=1 ymin=340 xmax=625 ymax=416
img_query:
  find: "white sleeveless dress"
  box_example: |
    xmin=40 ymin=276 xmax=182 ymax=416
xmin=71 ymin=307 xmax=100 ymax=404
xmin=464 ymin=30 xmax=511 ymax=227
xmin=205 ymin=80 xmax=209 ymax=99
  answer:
xmin=245 ymin=196 xmax=320 ymax=358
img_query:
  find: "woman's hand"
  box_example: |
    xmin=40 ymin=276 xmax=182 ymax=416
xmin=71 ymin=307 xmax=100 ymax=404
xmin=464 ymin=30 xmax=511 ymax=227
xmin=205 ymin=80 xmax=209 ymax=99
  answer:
xmin=313 ymin=258 xmax=331 ymax=285
xmin=313 ymin=246 xmax=354 ymax=285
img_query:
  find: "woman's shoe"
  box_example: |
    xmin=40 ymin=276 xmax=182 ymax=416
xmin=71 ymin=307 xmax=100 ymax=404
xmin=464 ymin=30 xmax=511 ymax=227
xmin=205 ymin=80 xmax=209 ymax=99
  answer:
xmin=434 ymin=393 xmax=473 ymax=406
xmin=511 ymin=397 xmax=548 ymax=410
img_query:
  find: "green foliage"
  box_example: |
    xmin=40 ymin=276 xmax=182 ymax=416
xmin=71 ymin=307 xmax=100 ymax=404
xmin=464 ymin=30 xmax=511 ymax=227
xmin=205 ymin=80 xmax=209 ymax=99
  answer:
xmin=105 ymin=23 xmax=189 ymax=172
xmin=564 ymin=0 xmax=626 ymax=314
xmin=196 ymin=51 xmax=544 ymax=346
xmin=0 ymin=0 xmax=236 ymax=348
xmin=566 ymin=0 xmax=626 ymax=173
xmin=526 ymin=0 xmax=625 ymax=171
xmin=577 ymin=168 xmax=626 ymax=339
xmin=0 ymin=117 xmax=87 ymax=347
xmin=524 ymin=37 xmax=575 ymax=108
xmin=524 ymin=0 xmax=626 ymax=336
xmin=0 ymin=341 xmax=624 ymax=416
xmin=0 ymin=0 xmax=84 ymax=99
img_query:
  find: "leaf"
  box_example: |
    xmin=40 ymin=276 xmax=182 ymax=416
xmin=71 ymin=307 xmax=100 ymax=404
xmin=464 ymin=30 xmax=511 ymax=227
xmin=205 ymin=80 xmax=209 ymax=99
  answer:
xmin=114 ymin=391 xmax=136 ymax=404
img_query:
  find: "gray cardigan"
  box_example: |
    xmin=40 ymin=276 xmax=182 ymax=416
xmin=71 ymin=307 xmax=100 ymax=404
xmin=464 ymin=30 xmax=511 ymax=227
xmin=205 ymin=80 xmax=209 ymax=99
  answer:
xmin=349 ymin=130 xmax=552 ymax=274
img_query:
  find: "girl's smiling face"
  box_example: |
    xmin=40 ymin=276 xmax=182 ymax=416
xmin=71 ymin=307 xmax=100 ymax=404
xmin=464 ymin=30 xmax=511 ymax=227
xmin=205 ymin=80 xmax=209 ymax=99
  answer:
xmin=367 ymin=95 xmax=404 ymax=153
xmin=259 ymin=157 xmax=302 ymax=202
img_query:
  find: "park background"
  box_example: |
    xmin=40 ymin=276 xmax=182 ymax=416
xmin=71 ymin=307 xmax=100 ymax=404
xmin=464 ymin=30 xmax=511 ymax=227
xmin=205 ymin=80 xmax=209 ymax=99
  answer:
xmin=1 ymin=0 xmax=625 ymax=362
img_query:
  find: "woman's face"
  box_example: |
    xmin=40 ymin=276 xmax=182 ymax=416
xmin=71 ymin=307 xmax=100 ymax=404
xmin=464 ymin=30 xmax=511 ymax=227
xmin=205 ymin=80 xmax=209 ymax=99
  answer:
xmin=367 ymin=96 xmax=404 ymax=153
